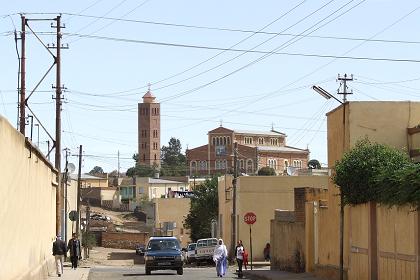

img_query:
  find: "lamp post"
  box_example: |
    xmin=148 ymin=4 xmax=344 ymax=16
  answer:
xmin=312 ymin=85 xmax=345 ymax=280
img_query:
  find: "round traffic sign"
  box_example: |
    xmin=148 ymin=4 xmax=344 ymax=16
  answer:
xmin=244 ymin=212 xmax=256 ymax=225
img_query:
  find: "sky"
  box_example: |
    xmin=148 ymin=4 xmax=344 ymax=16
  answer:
xmin=1 ymin=0 xmax=420 ymax=174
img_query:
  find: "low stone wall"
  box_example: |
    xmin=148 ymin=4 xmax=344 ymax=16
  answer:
xmin=102 ymin=232 xmax=149 ymax=249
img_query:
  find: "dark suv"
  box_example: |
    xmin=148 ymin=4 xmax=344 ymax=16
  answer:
xmin=144 ymin=237 xmax=184 ymax=275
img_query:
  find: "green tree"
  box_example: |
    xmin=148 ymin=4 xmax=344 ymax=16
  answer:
xmin=89 ymin=166 xmax=104 ymax=175
xmin=308 ymin=159 xmax=321 ymax=169
xmin=184 ymin=177 xmax=218 ymax=241
xmin=126 ymin=164 xmax=157 ymax=177
xmin=160 ymin=137 xmax=187 ymax=176
xmin=333 ymin=138 xmax=411 ymax=206
xmin=258 ymin=166 xmax=276 ymax=176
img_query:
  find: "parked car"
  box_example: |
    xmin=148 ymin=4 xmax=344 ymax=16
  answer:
xmin=135 ymin=244 xmax=145 ymax=255
xmin=144 ymin=236 xmax=184 ymax=275
xmin=195 ymin=238 xmax=218 ymax=264
xmin=185 ymin=243 xmax=196 ymax=264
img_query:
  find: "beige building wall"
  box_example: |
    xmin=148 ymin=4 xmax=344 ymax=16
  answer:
xmin=0 ymin=116 xmax=57 ymax=280
xmin=317 ymin=101 xmax=420 ymax=280
xmin=218 ymin=175 xmax=328 ymax=260
xmin=64 ymin=179 xmax=79 ymax=243
xmin=154 ymin=198 xmax=191 ymax=247
xmin=81 ymin=177 xmax=108 ymax=188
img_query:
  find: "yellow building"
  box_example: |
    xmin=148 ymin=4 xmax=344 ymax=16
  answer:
xmin=70 ymin=173 xmax=109 ymax=188
xmin=218 ymin=175 xmax=328 ymax=260
xmin=154 ymin=198 xmax=191 ymax=247
xmin=315 ymin=101 xmax=420 ymax=280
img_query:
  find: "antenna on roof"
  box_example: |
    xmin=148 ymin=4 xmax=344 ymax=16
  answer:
xmin=271 ymin=122 xmax=274 ymax=131
xmin=220 ymin=119 xmax=223 ymax=127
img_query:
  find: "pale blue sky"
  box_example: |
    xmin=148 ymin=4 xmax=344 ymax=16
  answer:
xmin=1 ymin=0 xmax=420 ymax=173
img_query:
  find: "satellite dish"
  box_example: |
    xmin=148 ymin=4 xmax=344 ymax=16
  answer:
xmin=67 ymin=163 xmax=76 ymax=174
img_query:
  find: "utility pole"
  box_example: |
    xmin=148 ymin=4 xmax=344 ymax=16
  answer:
xmin=117 ymin=150 xmax=120 ymax=178
xmin=19 ymin=15 xmax=26 ymax=135
xmin=76 ymin=145 xmax=82 ymax=236
xmin=337 ymin=73 xmax=353 ymax=103
xmin=231 ymin=142 xmax=238 ymax=259
xmin=53 ymin=15 xmax=65 ymax=236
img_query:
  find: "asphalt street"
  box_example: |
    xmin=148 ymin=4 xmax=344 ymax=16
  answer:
xmin=88 ymin=266 xmax=248 ymax=280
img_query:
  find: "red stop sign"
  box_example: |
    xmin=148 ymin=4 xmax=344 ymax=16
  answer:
xmin=244 ymin=212 xmax=257 ymax=225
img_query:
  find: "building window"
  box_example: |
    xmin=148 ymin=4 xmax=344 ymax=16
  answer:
xmin=215 ymin=160 xmax=227 ymax=170
xmin=258 ymin=137 xmax=264 ymax=145
xmin=246 ymin=159 xmax=253 ymax=173
xmin=270 ymin=138 xmax=279 ymax=146
xmin=212 ymin=137 xmax=216 ymax=146
xmin=284 ymin=160 xmax=289 ymax=170
xmin=268 ymin=159 xmax=277 ymax=170
xmin=154 ymin=154 xmax=157 ymax=161
xmin=191 ymin=161 xmax=197 ymax=173
xmin=245 ymin=137 xmax=253 ymax=145
xmin=143 ymin=154 xmax=146 ymax=161
xmin=199 ymin=161 xmax=207 ymax=170
xmin=215 ymin=145 xmax=227 ymax=156
xmin=239 ymin=159 xmax=245 ymax=169
xmin=153 ymin=130 xmax=158 ymax=138
xmin=153 ymin=142 xmax=158 ymax=150
xmin=227 ymin=137 xmax=231 ymax=145
xmin=293 ymin=160 xmax=302 ymax=168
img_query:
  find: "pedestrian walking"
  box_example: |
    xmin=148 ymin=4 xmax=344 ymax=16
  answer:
xmin=243 ymin=248 xmax=249 ymax=270
xmin=213 ymin=239 xmax=228 ymax=277
xmin=52 ymin=235 xmax=67 ymax=277
xmin=263 ymin=243 xmax=271 ymax=261
xmin=67 ymin=233 xmax=82 ymax=269
xmin=235 ymin=240 xmax=244 ymax=278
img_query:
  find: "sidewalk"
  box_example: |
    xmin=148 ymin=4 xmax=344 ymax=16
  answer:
xmin=243 ymin=268 xmax=323 ymax=280
xmin=47 ymin=263 xmax=90 ymax=280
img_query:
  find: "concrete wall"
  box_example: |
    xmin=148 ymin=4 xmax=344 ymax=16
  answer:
xmin=154 ymin=198 xmax=191 ymax=247
xmin=0 ymin=115 xmax=57 ymax=280
xmin=316 ymin=101 xmax=420 ymax=280
xmin=102 ymin=232 xmax=149 ymax=249
xmin=64 ymin=179 xmax=78 ymax=244
xmin=218 ymin=175 xmax=328 ymax=260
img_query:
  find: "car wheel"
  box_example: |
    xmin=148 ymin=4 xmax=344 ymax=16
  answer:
xmin=145 ymin=268 xmax=151 ymax=275
xmin=177 ymin=268 xmax=183 ymax=275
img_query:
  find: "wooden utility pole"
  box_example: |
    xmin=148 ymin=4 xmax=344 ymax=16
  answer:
xmin=76 ymin=145 xmax=82 ymax=236
xmin=54 ymin=15 xmax=64 ymax=236
xmin=19 ymin=15 xmax=26 ymax=135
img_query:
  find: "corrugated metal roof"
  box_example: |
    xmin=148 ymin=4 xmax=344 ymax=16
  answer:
xmin=147 ymin=178 xmax=186 ymax=184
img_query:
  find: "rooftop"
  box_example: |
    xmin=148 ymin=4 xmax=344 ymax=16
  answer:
xmin=257 ymin=145 xmax=308 ymax=153
xmin=234 ymin=129 xmax=286 ymax=137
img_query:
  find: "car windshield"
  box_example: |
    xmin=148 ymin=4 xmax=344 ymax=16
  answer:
xmin=147 ymin=239 xmax=181 ymax=251
xmin=188 ymin=244 xmax=196 ymax=250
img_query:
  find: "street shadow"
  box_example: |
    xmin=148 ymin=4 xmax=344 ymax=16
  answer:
xmin=122 ymin=272 xmax=176 ymax=277
xmin=107 ymin=252 xmax=144 ymax=264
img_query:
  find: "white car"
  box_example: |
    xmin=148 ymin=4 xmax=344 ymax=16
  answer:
xmin=186 ymin=243 xmax=196 ymax=264
xmin=195 ymin=238 xmax=218 ymax=264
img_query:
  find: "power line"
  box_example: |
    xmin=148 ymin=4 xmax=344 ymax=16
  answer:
xmin=62 ymin=12 xmax=420 ymax=45
xmin=63 ymin=32 xmax=420 ymax=63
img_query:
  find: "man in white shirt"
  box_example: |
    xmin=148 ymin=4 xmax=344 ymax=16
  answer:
xmin=235 ymin=240 xmax=244 ymax=278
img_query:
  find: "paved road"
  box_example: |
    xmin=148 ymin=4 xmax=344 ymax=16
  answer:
xmin=88 ymin=266 xmax=247 ymax=280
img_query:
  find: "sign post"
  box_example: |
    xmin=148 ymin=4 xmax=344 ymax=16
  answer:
xmin=244 ymin=212 xmax=256 ymax=270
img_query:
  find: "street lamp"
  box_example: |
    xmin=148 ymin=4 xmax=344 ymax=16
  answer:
xmin=312 ymin=85 xmax=345 ymax=280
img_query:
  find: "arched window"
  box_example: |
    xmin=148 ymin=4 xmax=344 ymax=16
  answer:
xmin=216 ymin=137 xmax=220 ymax=146
xmin=227 ymin=137 xmax=231 ymax=145
xmin=154 ymin=154 xmax=157 ymax=160
xmin=212 ymin=137 xmax=216 ymax=146
xmin=258 ymin=137 xmax=264 ymax=145
xmin=191 ymin=161 xmax=197 ymax=173
xmin=223 ymin=136 xmax=227 ymax=145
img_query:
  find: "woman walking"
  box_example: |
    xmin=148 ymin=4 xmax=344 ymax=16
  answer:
xmin=213 ymin=239 xmax=228 ymax=277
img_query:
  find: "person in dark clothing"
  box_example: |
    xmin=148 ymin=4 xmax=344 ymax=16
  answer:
xmin=263 ymin=243 xmax=271 ymax=261
xmin=235 ymin=240 xmax=244 ymax=278
xmin=67 ymin=233 xmax=82 ymax=269
xmin=52 ymin=235 xmax=67 ymax=277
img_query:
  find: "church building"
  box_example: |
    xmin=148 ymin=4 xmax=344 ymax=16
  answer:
xmin=186 ymin=126 xmax=309 ymax=176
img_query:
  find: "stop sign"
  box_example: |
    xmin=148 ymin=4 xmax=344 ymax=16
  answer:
xmin=244 ymin=212 xmax=257 ymax=225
